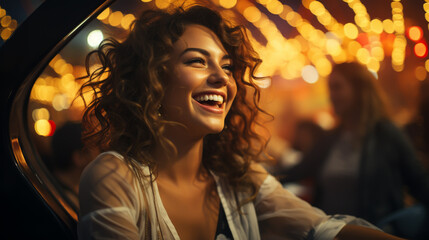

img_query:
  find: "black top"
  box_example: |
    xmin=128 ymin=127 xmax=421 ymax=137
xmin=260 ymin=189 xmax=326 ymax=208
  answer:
xmin=214 ymin=202 xmax=233 ymax=239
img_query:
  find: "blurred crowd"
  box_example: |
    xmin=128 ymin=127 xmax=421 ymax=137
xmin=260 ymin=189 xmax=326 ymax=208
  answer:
xmin=266 ymin=62 xmax=429 ymax=239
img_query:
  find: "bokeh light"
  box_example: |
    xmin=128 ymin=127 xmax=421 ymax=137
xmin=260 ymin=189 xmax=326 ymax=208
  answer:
xmin=301 ymin=65 xmax=319 ymax=84
xmin=34 ymin=119 xmax=51 ymax=137
xmin=87 ymin=30 xmax=104 ymax=48
xmin=219 ymin=0 xmax=236 ymax=9
xmin=408 ymin=26 xmax=423 ymax=42
xmin=31 ymin=108 xmax=50 ymax=121
xmin=414 ymin=42 xmax=428 ymax=58
xmin=415 ymin=66 xmax=427 ymax=81
xmin=108 ymin=11 xmax=123 ymax=26
xmin=243 ymin=6 xmax=261 ymax=23
xmin=344 ymin=23 xmax=359 ymax=39
xmin=121 ymin=14 xmax=135 ymax=30
xmin=97 ymin=7 xmax=110 ymax=20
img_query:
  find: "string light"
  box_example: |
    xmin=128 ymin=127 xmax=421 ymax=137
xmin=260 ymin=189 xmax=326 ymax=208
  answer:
xmin=0 ymin=5 xmax=18 ymax=41
xmin=423 ymin=1 xmax=429 ymax=72
xmin=11 ymin=0 xmax=427 ymax=136
xmin=219 ymin=0 xmax=237 ymax=9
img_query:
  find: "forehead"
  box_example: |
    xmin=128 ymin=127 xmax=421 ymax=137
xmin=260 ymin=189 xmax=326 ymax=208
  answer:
xmin=172 ymin=24 xmax=228 ymax=55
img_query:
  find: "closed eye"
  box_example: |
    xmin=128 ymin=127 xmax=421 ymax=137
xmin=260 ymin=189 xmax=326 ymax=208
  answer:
xmin=222 ymin=64 xmax=233 ymax=74
xmin=185 ymin=58 xmax=206 ymax=66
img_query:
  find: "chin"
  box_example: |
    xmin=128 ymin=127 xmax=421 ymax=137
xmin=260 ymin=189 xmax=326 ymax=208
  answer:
xmin=199 ymin=122 xmax=225 ymax=135
xmin=206 ymin=125 xmax=225 ymax=135
xmin=195 ymin=117 xmax=224 ymax=134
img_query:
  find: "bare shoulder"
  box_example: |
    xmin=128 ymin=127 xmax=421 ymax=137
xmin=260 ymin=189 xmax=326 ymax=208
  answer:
xmin=248 ymin=162 xmax=269 ymax=187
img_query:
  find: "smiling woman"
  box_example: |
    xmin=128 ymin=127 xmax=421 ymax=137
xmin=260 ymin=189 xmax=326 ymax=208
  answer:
xmin=162 ymin=24 xmax=237 ymax=137
xmin=76 ymin=4 xmax=404 ymax=240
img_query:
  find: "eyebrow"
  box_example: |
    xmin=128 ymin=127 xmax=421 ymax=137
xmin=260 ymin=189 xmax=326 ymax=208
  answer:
xmin=180 ymin=47 xmax=231 ymax=60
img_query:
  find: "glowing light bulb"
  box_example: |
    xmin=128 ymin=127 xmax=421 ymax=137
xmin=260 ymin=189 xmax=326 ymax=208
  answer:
xmin=301 ymin=65 xmax=319 ymax=84
xmin=87 ymin=30 xmax=104 ymax=48
xmin=414 ymin=42 xmax=428 ymax=58
xmin=408 ymin=26 xmax=423 ymax=42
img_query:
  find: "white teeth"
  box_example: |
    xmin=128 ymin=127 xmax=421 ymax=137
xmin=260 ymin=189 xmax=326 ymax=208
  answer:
xmin=195 ymin=94 xmax=224 ymax=104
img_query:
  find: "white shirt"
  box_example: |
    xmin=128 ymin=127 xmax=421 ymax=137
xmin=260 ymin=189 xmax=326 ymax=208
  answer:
xmin=78 ymin=151 xmax=375 ymax=240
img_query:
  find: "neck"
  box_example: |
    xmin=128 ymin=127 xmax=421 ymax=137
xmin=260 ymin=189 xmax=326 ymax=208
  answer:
xmin=154 ymin=131 xmax=206 ymax=185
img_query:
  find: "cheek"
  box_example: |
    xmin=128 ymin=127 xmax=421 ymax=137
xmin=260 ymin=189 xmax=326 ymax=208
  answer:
xmin=174 ymin=68 xmax=207 ymax=88
xmin=229 ymin=81 xmax=238 ymax=101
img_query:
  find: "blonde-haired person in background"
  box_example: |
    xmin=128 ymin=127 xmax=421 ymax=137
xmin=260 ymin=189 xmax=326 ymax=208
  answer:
xmin=281 ymin=62 xmax=429 ymax=239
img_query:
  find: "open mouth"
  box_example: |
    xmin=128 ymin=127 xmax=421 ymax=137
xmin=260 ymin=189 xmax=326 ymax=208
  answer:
xmin=193 ymin=94 xmax=224 ymax=108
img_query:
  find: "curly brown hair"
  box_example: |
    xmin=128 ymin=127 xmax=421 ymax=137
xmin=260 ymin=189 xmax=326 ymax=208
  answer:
xmin=79 ymin=5 xmax=267 ymax=198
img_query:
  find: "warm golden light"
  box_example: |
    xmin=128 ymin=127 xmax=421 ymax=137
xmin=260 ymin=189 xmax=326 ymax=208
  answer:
xmin=414 ymin=42 xmax=427 ymax=58
xmin=285 ymin=12 xmax=303 ymax=27
xmin=408 ymin=26 xmax=423 ymax=42
xmin=370 ymin=19 xmax=383 ymax=34
xmin=243 ymin=6 xmax=261 ymax=23
xmin=97 ymin=7 xmax=110 ymax=20
xmin=1 ymin=15 xmax=11 ymax=27
xmin=0 ymin=28 xmax=11 ymax=40
xmin=0 ymin=8 xmax=5 ymax=18
xmin=371 ymin=46 xmax=384 ymax=61
xmin=9 ymin=19 xmax=17 ymax=30
xmin=108 ymin=11 xmax=123 ymax=26
xmin=257 ymin=0 xmax=272 ymax=5
xmin=316 ymin=111 xmax=335 ymax=130
xmin=315 ymin=58 xmax=332 ymax=77
xmin=59 ymin=74 xmax=76 ymax=92
xmin=32 ymin=108 xmax=50 ymax=121
xmin=424 ymin=2 xmax=429 ymax=12
xmin=59 ymin=63 xmax=74 ymax=76
xmin=36 ymin=85 xmax=56 ymax=102
xmin=366 ymin=57 xmax=380 ymax=72
xmin=382 ymin=19 xmax=395 ymax=34
xmin=347 ymin=41 xmax=361 ymax=56
xmin=356 ymin=48 xmax=370 ymax=64
xmin=309 ymin=1 xmax=325 ymax=16
xmin=425 ymin=59 xmax=429 ymax=72
xmin=52 ymin=94 xmax=71 ymax=111
xmin=121 ymin=14 xmax=136 ymax=30
xmin=266 ymin=0 xmax=283 ymax=15
xmin=219 ymin=0 xmax=237 ymax=9
xmin=326 ymin=38 xmax=341 ymax=56
xmin=34 ymin=119 xmax=51 ymax=137
xmin=415 ymin=66 xmax=427 ymax=81
xmin=155 ymin=0 xmax=171 ymax=9
xmin=344 ymin=23 xmax=358 ymax=39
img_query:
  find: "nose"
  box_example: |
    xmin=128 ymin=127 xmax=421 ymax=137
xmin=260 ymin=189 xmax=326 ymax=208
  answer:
xmin=208 ymin=64 xmax=229 ymax=87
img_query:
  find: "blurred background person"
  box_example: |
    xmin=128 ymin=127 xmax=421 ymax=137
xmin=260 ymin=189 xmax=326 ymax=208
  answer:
xmin=279 ymin=61 xmax=429 ymax=238
xmin=404 ymin=79 xmax=429 ymax=171
xmin=268 ymin=119 xmax=326 ymax=202
xmin=51 ymin=122 xmax=98 ymax=210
